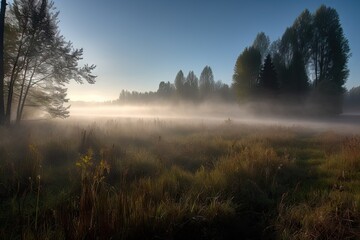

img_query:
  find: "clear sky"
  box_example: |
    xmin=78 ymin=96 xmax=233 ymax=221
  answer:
xmin=53 ymin=0 xmax=360 ymax=102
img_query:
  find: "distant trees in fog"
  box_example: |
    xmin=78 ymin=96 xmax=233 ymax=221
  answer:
xmin=233 ymin=5 xmax=350 ymax=115
xmin=258 ymin=54 xmax=279 ymax=97
xmin=344 ymin=86 xmax=360 ymax=111
xmin=118 ymin=66 xmax=235 ymax=104
xmin=199 ymin=66 xmax=215 ymax=99
xmin=184 ymin=71 xmax=199 ymax=100
xmin=174 ymin=70 xmax=186 ymax=98
xmin=118 ymin=4 xmax=351 ymax=115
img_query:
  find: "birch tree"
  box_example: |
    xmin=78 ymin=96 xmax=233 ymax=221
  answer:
xmin=3 ymin=0 xmax=96 ymax=124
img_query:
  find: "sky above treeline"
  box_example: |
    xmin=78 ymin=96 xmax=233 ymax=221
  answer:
xmin=51 ymin=0 xmax=360 ymax=102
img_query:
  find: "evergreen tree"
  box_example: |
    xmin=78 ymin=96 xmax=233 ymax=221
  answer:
xmin=258 ymin=54 xmax=278 ymax=96
xmin=288 ymin=51 xmax=309 ymax=92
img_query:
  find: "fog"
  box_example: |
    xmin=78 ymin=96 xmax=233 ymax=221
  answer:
xmin=67 ymin=102 xmax=360 ymax=133
xmin=69 ymin=103 xmax=245 ymax=120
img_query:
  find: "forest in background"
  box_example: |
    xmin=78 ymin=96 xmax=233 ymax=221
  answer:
xmin=0 ymin=1 xmax=359 ymax=124
xmin=116 ymin=5 xmax=360 ymax=115
xmin=1 ymin=2 xmax=360 ymax=240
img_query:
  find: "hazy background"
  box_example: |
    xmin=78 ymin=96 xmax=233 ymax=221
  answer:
xmin=52 ymin=0 xmax=360 ymax=102
xmin=67 ymin=101 xmax=360 ymax=134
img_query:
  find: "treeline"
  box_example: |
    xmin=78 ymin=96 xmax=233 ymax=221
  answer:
xmin=232 ymin=5 xmax=350 ymax=115
xmin=117 ymin=5 xmax=351 ymax=115
xmin=344 ymin=86 xmax=360 ymax=111
xmin=117 ymin=66 xmax=236 ymax=104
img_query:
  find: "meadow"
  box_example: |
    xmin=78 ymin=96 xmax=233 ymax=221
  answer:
xmin=0 ymin=117 xmax=359 ymax=239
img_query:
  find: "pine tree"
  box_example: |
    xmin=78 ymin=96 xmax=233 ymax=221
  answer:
xmin=258 ymin=54 xmax=278 ymax=97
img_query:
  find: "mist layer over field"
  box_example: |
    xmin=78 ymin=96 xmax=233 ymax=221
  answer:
xmin=2 ymin=110 xmax=360 ymax=239
xmin=68 ymin=102 xmax=360 ymax=133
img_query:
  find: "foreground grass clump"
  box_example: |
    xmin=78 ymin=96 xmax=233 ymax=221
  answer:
xmin=0 ymin=119 xmax=359 ymax=239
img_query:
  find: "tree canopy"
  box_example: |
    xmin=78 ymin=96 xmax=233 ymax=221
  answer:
xmin=252 ymin=32 xmax=270 ymax=62
xmin=174 ymin=70 xmax=185 ymax=97
xmin=118 ymin=66 xmax=235 ymax=104
xmin=1 ymin=0 xmax=96 ymax=124
xmin=258 ymin=54 xmax=278 ymax=97
xmin=184 ymin=71 xmax=199 ymax=101
xmin=232 ymin=47 xmax=261 ymax=101
xmin=232 ymin=5 xmax=350 ymax=114
xmin=199 ymin=66 xmax=215 ymax=99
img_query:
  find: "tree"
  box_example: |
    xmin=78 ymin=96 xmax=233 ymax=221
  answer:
xmin=292 ymin=9 xmax=313 ymax=65
xmin=252 ymin=32 xmax=270 ymax=61
xmin=199 ymin=65 xmax=214 ymax=99
xmin=310 ymin=5 xmax=350 ymax=114
xmin=3 ymin=0 xmax=96 ymax=124
xmin=272 ymin=10 xmax=312 ymax=95
xmin=0 ymin=0 xmax=6 ymax=124
xmin=344 ymin=86 xmax=360 ymax=111
xmin=157 ymin=81 xmax=174 ymax=98
xmin=214 ymin=80 xmax=234 ymax=102
xmin=232 ymin=47 xmax=261 ymax=101
xmin=232 ymin=5 xmax=349 ymax=114
xmin=184 ymin=71 xmax=198 ymax=100
xmin=174 ymin=70 xmax=185 ymax=97
xmin=311 ymin=5 xmax=350 ymax=87
xmin=278 ymin=27 xmax=296 ymax=68
xmin=258 ymin=54 xmax=278 ymax=97
xmin=270 ymin=6 xmax=348 ymax=113
xmin=287 ymin=50 xmax=309 ymax=93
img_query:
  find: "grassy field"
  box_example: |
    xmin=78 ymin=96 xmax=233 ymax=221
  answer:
xmin=0 ymin=118 xmax=359 ymax=239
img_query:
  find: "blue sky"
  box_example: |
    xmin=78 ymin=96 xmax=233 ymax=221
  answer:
xmin=53 ymin=0 xmax=360 ymax=101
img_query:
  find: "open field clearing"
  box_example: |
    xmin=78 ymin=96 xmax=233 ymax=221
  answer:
xmin=0 ymin=0 xmax=359 ymax=239
xmin=0 ymin=117 xmax=359 ymax=239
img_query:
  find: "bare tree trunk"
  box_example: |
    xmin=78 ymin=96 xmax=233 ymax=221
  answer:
xmin=5 ymin=32 xmax=26 ymax=124
xmin=6 ymin=59 xmax=19 ymax=124
xmin=7 ymin=15 xmax=38 ymax=124
xmin=319 ymin=45 xmax=324 ymax=84
xmin=16 ymin=60 xmax=30 ymax=123
xmin=17 ymin=64 xmax=37 ymax=124
xmin=0 ymin=0 xmax=6 ymax=124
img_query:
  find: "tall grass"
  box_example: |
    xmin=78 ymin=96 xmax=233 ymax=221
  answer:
xmin=0 ymin=119 xmax=359 ymax=239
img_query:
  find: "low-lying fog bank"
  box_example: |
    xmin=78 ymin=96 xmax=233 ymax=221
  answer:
xmin=66 ymin=102 xmax=360 ymax=133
